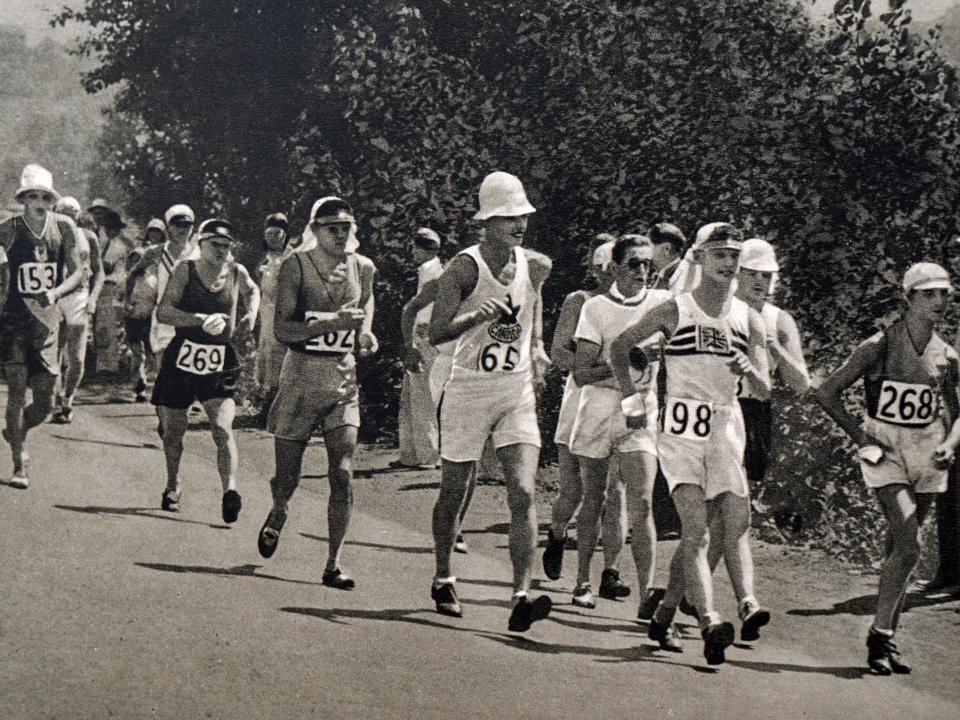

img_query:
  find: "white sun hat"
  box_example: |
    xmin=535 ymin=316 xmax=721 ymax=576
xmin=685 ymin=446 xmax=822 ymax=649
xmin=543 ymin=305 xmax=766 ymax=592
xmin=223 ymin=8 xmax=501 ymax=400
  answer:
xmin=15 ymin=164 xmax=60 ymax=201
xmin=54 ymin=196 xmax=82 ymax=219
xmin=903 ymin=262 xmax=952 ymax=293
xmin=473 ymin=171 xmax=536 ymax=220
xmin=739 ymin=238 xmax=779 ymax=273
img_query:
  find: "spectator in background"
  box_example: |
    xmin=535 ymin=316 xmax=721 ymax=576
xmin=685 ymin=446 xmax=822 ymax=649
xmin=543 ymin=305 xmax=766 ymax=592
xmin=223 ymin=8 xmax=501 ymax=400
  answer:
xmin=122 ymin=218 xmax=166 ymax=402
xmin=90 ymin=201 xmax=132 ymax=373
xmin=395 ymin=227 xmax=444 ymax=469
xmin=649 ymin=222 xmax=688 ymax=293
xmin=255 ymin=212 xmax=292 ymax=425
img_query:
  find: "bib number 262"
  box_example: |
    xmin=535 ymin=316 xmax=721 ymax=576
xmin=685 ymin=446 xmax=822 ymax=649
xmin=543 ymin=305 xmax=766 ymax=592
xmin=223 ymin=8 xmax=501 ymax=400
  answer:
xmin=479 ymin=343 xmax=519 ymax=372
xmin=176 ymin=339 xmax=226 ymax=376
xmin=662 ymin=398 xmax=713 ymax=441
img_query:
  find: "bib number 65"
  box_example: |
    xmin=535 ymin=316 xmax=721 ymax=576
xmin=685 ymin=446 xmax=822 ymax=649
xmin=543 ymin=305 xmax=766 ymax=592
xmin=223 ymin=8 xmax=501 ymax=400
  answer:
xmin=479 ymin=342 xmax=519 ymax=372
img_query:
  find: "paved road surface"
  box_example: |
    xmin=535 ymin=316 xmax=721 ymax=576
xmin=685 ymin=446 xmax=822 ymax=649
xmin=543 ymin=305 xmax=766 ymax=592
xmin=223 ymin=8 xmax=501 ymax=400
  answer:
xmin=2 ymin=387 xmax=959 ymax=719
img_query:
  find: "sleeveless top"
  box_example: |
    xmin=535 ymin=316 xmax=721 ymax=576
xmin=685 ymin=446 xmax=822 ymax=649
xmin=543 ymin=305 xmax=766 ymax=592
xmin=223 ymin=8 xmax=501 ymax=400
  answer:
xmin=151 ymin=241 xmax=200 ymax=352
xmin=286 ymin=248 xmax=363 ymax=362
xmin=450 ymin=245 xmax=535 ymax=379
xmin=174 ymin=260 xmax=238 ymax=345
xmin=738 ymin=301 xmax=780 ymax=400
xmin=1 ymin=214 xmax=68 ymax=319
xmin=662 ymin=292 xmax=751 ymax=405
xmin=863 ymin=320 xmax=957 ymax=428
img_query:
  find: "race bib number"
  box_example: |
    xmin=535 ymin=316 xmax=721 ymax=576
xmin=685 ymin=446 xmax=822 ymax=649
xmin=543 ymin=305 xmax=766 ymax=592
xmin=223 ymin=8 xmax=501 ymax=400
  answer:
xmin=661 ymin=397 xmax=713 ymax=441
xmin=304 ymin=311 xmax=355 ymax=354
xmin=17 ymin=262 xmax=57 ymax=294
xmin=876 ymin=380 xmax=938 ymax=426
xmin=175 ymin=339 xmax=226 ymax=376
xmin=478 ymin=342 xmax=520 ymax=372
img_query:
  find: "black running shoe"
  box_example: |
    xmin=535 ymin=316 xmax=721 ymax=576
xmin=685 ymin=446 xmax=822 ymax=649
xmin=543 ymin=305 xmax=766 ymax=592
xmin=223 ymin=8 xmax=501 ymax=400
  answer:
xmin=648 ymin=618 xmax=684 ymax=653
xmin=508 ymin=594 xmax=552 ymax=632
xmin=678 ymin=595 xmax=699 ymax=620
xmin=637 ymin=587 xmax=667 ymax=620
xmin=542 ymin=529 xmax=565 ymax=580
xmin=431 ymin=582 xmax=463 ymax=617
xmin=322 ymin=568 xmax=356 ymax=590
xmin=740 ymin=604 xmax=771 ymax=642
xmin=161 ymin=489 xmax=180 ymax=512
xmin=257 ymin=508 xmax=286 ymax=558
xmin=221 ymin=490 xmax=242 ymax=524
xmin=702 ymin=621 xmax=735 ymax=665
xmin=867 ymin=629 xmax=909 ymax=675
xmin=598 ymin=568 xmax=631 ymax=600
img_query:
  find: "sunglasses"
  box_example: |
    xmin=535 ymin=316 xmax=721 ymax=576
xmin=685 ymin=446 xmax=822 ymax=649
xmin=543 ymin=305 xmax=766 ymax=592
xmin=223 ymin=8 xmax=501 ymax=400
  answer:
xmin=207 ymin=241 xmax=233 ymax=250
xmin=170 ymin=220 xmax=194 ymax=228
xmin=625 ymin=257 xmax=651 ymax=270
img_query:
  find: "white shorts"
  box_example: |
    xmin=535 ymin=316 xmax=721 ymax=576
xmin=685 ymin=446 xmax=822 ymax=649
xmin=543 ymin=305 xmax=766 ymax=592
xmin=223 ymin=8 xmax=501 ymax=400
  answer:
xmin=429 ymin=352 xmax=454 ymax=408
xmin=553 ymin=375 xmax=581 ymax=446
xmin=58 ymin=289 xmax=90 ymax=328
xmin=859 ymin=417 xmax=948 ymax=494
xmin=659 ymin=402 xmax=748 ymax=501
xmin=569 ymin=385 xmax=658 ymax=459
xmin=440 ymin=371 xmax=540 ymax=462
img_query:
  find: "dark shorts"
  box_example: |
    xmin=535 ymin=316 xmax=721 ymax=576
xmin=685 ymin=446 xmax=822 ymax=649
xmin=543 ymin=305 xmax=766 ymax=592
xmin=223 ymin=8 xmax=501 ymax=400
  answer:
xmin=151 ymin=338 xmax=240 ymax=409
xmin=125 ymin=316 xmax=152 ymax=347
xmin=0 ymin=314 xmax=58 ymax=379
xmin=739 ymin=397 xmax=772 ymax=484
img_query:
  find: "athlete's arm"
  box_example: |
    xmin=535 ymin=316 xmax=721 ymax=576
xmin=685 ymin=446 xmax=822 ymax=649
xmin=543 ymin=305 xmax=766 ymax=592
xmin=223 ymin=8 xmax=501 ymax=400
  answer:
xmin=814 ymin=339 xmax=886 ymax=451
xmin=358 ymin=259 xmax=378 ymax=356
xmin=524 ymin=248 xmax=553 ymax=291
xmin=732 ymin=307 xmax=772 ymax=401
xmin=236 ymin=263 xmax=261 ymax=332
xmin=0 ymin=241 xmax=8 ymax=316
xmin=610 ymin=300 xmax=679 ymax=399
xmin=571 ymin=340 xmax=614 ymax=387
xmin=48 ymin=217 xmax=84 ymax=305
xmin=428 ymin=254 xmax=510 ymax=346
xmin=155 ymin=263 xmax=206 ymax=328
xmin=934 ymin=352 xmax=960 ymax=468
xmin=272 ymin=256 xmax=362 ymax=344
xmin=86 ymin=232 xmax=105 ymax=313
xmin=770 ymin=309 xmax=810 ymax=396
xmin=402 ymin=279 xmax=439 ymax=347
xmin=550 ymin=292 xmax=587 ymax=372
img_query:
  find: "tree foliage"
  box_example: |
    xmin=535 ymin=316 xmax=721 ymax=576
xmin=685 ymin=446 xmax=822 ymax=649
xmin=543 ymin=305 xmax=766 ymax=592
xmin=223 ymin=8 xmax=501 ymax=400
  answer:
xmin=59 ymin=0 xmax=960 ymax=562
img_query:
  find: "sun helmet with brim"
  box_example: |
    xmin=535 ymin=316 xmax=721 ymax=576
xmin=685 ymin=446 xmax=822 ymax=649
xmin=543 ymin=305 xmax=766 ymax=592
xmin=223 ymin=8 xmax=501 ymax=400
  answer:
xmin=15 ymin=164 xmax=60 ymax=202
xmin=903 ymin=262 xmax=952 ymax=294
xmin=739 ymin=238 xmax=779 ymax=273
xmin=310 ymin=197 xmax=355 ymax=226
xmin=691 ymin=222 xmax=743 ymax=252
xmin=196 ymin=219 xmax=235 ymax=243
xmin=473 ymin=171 xmax=536 ymax=220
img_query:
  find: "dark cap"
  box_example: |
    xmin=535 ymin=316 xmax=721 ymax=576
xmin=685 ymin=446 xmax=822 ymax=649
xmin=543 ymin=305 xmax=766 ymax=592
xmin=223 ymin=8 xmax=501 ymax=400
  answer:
xmin=310 ymin=197 xmax=354 ymax=226
xmin=649 ymin=223 xmax=686 ymax=252
xmin=413 ymin=227 xmax=441 ymax=250
xmin=265 ymin=212 xmax=288 ymax=230
xmin=196 ymin=219 xmax=235 ymax=242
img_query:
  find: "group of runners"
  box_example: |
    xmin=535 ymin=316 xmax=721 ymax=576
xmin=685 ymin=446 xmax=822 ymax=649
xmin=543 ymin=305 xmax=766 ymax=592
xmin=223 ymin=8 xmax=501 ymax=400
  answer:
xmin=1 ymin=164 xmax=956 ymax=674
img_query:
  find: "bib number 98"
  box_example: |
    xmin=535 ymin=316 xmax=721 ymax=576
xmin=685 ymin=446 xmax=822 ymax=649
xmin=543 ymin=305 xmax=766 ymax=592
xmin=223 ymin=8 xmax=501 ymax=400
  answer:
xmin=176 ymin=339 xmax=226 ymax=375
xmin=17 ymin=262 xmax=57 ymax=294
xmin=479 ymin=342 xmax=519 ymax=372
xmin=661 ymin=397 xmax=713 ymax=441
xmin=877 ymin=381 xmax=936 ymax=426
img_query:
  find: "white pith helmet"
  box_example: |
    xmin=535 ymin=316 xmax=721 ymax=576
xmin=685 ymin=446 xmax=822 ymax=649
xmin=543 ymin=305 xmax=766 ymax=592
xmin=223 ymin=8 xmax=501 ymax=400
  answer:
xmin=473 ymin=171 xmax=536 ymax=221
xmin=739 ymin=238 xmax=779 ymax=273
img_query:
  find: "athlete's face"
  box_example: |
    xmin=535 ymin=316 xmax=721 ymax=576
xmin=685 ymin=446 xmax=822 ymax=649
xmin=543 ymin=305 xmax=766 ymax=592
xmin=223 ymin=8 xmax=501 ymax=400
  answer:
xmin=651 ymin=242 xmax=679 ymax=272
xmin=168 ymin=219 xmax=194 ymax=244
xmin=697 ymin=246 xmax=740 ymax=285
xmin=411 ymin=245 xmax=434 ymax=266
xmin=614 ymin=247 xmax=651 ymax=294
xmin=587 ymin=262 xmax=612 ymax=291
xmin=200 ymin=237 xmax=233 ymax=264
xmin=145 ymin=229 xmax=165 ymax=246
xmin=314 ymin=221 xmax=352 ymax=255
xmin=21 ymin=191 xmax=54 ymax=224
xmin=738 ymin=267 xmax=774 ymax=302
xmin=484 ymin=215 xmax=529 ymax=248
xmin=908 ymin=287 xmax=950 ymax=320
xmin=264 ymin=226 xmax=286 ymax=252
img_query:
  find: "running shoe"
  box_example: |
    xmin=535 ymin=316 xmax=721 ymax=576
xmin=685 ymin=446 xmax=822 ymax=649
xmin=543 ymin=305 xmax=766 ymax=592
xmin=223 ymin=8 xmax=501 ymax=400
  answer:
xmin=134 ymin=379 xmax=148 ymax=403
xmin=572 ymin=583 xmax=596 ymax=609
xmin=867 ymin=629 xmax=910 ymax=675
xmin=637 ymin=587 xmax=667 ymax=620
xmin=598 ymin=568 xmax=631 ymax=600
xmin=9 ymin=469 xmax=29 ymax=489
xmin=739 ymin=600 xmax=771 ymax=642
xmin=454 ymin=534 xmax=468 ymax=554
xmin=161 ymin=488 xmax=180 ymax=512
xmin=322 ymin=568 xmax=355 ymax=590
xmin=257 ymin=508 xmax=287 ymax=558
xmin=431 ymin=581 xmax=463 ymax=617
xmin=508 ymin=594 xmax=552 ymax=632
xmin=702 ymin=621 xmax=735 ymax=666
xmin=542 ymin=528 xmax=565 ymax=580
xmin=221 ymin=490 xmax=242 ymax=524
xmin=648 ymin=617 xmax=683 ymax=653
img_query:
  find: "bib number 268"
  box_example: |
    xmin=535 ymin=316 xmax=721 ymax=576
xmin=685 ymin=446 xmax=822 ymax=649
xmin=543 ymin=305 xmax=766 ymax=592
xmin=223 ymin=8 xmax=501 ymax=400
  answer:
xmin=479 ymin=343 xmax=519 ymax=372
xmin=662 ymin=398 xmax=713 ymax=441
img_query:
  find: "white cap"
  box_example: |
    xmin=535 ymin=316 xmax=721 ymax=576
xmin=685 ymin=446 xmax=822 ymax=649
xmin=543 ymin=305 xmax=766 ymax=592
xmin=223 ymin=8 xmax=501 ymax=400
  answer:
xmin=146 ymin=218 xmax=166 ymax=233
xmin=54 ymin=196 xmax=82 ymax=218
xmin=903 ymin=262 xmax=952 ymax=293
xmin=739 ymin=238 xmax=779 ymax=272
xmin=473 ymin=171 xmax=535 ymax=220
xmin=164 ymin=204 xmax=195 ymax=225
xmin=15 ymin=164 xmax=60 ymax=201
xmin=692 ymin=222 xmax=742 ymax=251
xmin=592 ymin=240 xmax=615 ymax=269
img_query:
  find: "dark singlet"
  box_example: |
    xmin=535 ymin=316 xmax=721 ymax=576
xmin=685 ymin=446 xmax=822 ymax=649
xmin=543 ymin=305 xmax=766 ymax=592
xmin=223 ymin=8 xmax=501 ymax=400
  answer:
xmin=1 ymin=216 xmax=66 ymax=320
xmin=288 ymin=250 xmax=362 ymax=357
xmin=175 ymin=260 xmax=238 ymax=345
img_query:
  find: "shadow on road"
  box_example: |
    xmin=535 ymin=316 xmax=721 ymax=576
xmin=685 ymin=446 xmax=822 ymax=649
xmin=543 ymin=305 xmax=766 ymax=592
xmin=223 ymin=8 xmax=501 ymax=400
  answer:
xmin=787 ymin=592 xmax=960 ymax=618
xmin=726 ymin=658 xmax=869 ymax=679
xmin=50 ymin=433 xmax=158 ymax=450
xmin=462 ymin=521 xmax=553 ymax=537
xmin=300 ymin=532 xmax=433 ymax=554
xmin=474 ymin=630 xmax=694 ymax=667
xmin=399 ymin=481 xmax=441 ymax=491
xmin=137 ymin=561 xmax=323 ymax=586
xmin=281 ymin=605 xmax=470 ymax=631
xmin=55 ymin=503 xmax=228 ymax=529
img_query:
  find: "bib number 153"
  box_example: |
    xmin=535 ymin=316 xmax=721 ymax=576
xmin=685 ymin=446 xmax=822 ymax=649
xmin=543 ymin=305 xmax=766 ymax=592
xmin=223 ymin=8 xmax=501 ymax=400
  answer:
xmin=17 ymin=262 xmax=57 ymax=294
xmin=479 ymin=342 xmax=519 ymax=372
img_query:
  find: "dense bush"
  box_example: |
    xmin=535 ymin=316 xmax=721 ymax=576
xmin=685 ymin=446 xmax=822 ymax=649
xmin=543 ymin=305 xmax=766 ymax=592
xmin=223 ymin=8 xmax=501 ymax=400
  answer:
xmin=59 ymin=0 xmax=960 ymax=564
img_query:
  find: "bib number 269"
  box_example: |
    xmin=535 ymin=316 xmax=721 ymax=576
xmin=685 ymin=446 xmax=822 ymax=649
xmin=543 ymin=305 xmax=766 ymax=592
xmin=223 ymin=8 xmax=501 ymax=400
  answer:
xmin=176 ymin=339 xmax=226 ymax=376
xmin=479 ymin=343 xmax=519 ymax=372
xmin=662 ymin=398 xmax=713 ymax=441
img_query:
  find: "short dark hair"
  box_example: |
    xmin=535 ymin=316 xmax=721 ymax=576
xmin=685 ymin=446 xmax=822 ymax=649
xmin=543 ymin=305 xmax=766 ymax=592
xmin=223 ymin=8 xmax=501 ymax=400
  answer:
xmin=611 ymin=235 xmax=650 ymax=265
xmin=649 ymin=223 xmax=686 ymax=253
